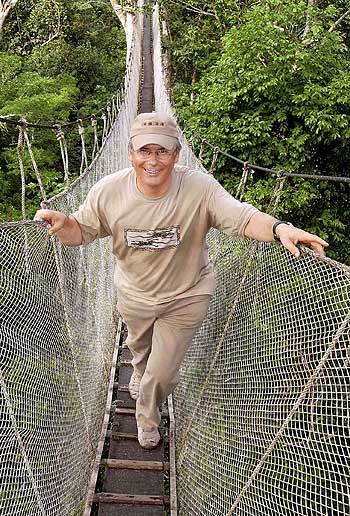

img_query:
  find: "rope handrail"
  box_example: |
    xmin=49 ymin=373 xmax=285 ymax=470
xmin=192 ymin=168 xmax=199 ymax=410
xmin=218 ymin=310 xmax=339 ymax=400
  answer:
xmin=180 ymin=118 xmax=350 ymax=183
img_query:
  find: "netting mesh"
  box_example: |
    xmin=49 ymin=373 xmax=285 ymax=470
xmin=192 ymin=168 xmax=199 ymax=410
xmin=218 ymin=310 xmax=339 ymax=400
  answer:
xmin=2 ymin=4 xmax=350 ymax=516
xmin=153 ymin=5 xmax=350 ymax=516
xmin=0 ymin=10 xmax=142 ymax=516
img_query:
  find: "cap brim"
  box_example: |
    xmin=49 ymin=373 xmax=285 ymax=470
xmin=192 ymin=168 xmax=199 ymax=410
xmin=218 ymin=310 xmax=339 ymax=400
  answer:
xmin=131 ymin=134 xmax=178 ymax=151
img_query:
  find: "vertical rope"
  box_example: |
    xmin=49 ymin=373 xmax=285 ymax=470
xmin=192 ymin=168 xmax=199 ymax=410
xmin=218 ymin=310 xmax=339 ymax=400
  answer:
xmin=22 ymin=122 xmax=48 ymax=202
xmin=17 ymin=124 xmax=30 ymax=272
xmin=267 ymin=173 xmax=287 ymax=216
xmin=54 ymin=125 xmax=69 ymax=184
xmin=198 ymin=139 xmax=205 ymax=162
xmin=235 ymin=161 xmax=250 ymax=201
xmin=17 ymin=125 xmax=26 ymax=220
xmin=101 ymin=113 xmax=108 ymax=143
xmin=106 ymin=103 xmax=112 ymax=134
xmin=208 ymin=147 xmax=219 ymax=175
xmin=91 ymin=117 xmax=99 ymax=160
xmin=188 ymin=129 xmax=195 ymax=151
xmin=78 ymin=119 xmax=88 ymax=175
xmin=111 ymin=96 xmax=117 ymax=122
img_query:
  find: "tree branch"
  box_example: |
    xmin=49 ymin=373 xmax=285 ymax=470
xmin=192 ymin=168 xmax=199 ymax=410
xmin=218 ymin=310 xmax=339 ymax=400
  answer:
xmin=329 ymin=8 xmax=350 ymax=33
xmin=168 ymin=0 xmax=218 ymax=19
xmin=41 ymin=32 xmax=59 ymax=47
xmin=110 ymin=0 xmax=126 ymax=29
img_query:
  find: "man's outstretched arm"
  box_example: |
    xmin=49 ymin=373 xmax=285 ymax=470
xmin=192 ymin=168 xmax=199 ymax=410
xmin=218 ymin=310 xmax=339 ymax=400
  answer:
xmin=34 ymin=209 xmax=83 ymax=246
xmin=244 ymin=212 xmax=329 ymax=258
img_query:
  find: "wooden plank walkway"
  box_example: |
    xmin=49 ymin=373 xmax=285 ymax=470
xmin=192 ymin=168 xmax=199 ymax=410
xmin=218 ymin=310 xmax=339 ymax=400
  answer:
xmin=93 ymin=342 xmax=169 ymax=516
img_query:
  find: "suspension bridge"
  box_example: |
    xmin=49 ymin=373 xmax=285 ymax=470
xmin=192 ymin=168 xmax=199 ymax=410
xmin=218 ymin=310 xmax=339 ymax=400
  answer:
xmin=1 ymin=2 xmax=350 ymax=515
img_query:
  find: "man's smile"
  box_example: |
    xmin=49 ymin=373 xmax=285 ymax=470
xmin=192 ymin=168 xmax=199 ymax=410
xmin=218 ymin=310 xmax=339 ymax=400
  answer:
xmin=144 ymin=168 xmax=162 ymax=176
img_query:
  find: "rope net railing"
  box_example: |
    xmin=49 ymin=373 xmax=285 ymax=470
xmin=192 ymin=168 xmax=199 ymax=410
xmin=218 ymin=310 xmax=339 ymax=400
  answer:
xmin=0 ymin=7 xmax=142 ymax=516
xmin=153 ymin=5 xmax=350 ymax=516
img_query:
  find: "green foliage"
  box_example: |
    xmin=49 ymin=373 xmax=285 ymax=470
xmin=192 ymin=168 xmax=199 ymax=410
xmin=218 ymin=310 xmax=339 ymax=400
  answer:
xmin=0 ymin=62 xmax=79 ymax=121
xmin=168 ymin=0 xmax=350 ymax=264
xmin=0 ymin=0 xmax=126 ymax=221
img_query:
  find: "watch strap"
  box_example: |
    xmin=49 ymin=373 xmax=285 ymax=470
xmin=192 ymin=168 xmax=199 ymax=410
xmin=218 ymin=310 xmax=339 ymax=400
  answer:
xmin=273 ymin=221 xmax=292 ymax=242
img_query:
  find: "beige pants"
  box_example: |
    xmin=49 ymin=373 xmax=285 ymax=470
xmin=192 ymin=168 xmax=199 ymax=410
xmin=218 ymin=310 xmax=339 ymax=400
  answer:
xmin=117 ymin=293 xmax=211 ymax=430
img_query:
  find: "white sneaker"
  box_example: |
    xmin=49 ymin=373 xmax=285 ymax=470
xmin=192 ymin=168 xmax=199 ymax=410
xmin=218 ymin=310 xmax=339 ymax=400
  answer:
xmin=137 ymin=427 xmax=160 ymax=449
xmin=129 ymin=371 xmax=142 ymax=400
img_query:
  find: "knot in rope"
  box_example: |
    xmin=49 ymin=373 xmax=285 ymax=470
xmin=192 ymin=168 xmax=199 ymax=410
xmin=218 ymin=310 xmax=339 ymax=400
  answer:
xmin=18 ymin=117 xmax=28 ymax=130
xmin=54 ymin=124 xmax=69 ymax=183
xmin=267 ymin=171 xmax=287 ymax=216
xmin=208 ymin=147 xmax=219 ymax=175
xmin=78 ymin=119 xmax=85 ymax=136
xmin=54 ymin=124 xmax=65 ymax=142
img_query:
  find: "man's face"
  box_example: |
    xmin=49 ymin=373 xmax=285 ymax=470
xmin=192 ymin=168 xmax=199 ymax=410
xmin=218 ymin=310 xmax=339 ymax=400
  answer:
xmin=128 ymin=143 xmax=179 ymax=197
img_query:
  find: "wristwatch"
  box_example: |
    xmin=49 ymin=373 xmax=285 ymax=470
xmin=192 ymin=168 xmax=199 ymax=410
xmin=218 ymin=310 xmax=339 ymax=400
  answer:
xmin=272 ymin=221 xmax=293 ymax=242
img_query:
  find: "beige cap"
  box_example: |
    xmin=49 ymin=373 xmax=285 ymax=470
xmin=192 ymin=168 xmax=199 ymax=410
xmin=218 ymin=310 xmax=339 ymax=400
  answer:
xmin=130 ymin=112 xmax=179 ymax=150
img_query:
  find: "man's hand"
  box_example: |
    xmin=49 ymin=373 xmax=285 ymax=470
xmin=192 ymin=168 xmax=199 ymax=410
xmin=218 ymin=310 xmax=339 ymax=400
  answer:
xmin=34 ymin=209 xmax=83 ymax=246
xmin=34 ymin=209 xmax=67 ymax=236
xmin=275 ymin=224 xmax=328 ymax=258
xmin=244 ymin=212 xmax=329 ymax=257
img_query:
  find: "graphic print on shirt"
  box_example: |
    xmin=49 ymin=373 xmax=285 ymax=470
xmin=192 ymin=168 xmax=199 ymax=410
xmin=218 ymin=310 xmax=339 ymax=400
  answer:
xmin=124 ymin=226 xmax=180 ymax=250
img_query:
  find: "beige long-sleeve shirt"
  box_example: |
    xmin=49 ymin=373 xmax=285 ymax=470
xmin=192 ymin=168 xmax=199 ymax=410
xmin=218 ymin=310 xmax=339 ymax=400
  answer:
xmin=72 ymin=165 xmax=259 ymax=303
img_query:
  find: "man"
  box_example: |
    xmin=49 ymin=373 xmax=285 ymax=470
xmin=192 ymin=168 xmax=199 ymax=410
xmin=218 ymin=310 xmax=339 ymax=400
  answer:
xmin=35 ymin=112 xmax=328 ymax=449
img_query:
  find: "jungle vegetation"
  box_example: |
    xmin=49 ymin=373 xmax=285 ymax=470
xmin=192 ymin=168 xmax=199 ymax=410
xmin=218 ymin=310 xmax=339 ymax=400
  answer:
xmin=0 ymin=0 xmax=350 ymax=263
xmin=0 ymin=0 xmax=126 ymax=220
xmin=162 ymin=0 xmax=350 ymax=264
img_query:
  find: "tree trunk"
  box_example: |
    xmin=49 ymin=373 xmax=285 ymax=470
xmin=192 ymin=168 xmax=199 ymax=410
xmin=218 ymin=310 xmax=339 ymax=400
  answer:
xmin=110 ymin=0 xmax=137 ymax=60
xmin=0 ymin=0 xmax=18 ymax=32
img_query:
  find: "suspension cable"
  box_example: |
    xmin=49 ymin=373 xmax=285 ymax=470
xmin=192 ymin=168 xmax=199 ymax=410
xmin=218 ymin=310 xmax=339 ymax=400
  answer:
xmin=181 ymin=118 xmax=350 ymax=184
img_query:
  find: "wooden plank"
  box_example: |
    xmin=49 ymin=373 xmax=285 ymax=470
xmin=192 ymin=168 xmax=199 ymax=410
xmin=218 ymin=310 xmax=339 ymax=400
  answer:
xmin=94 ymin=493 xmax=169 ymax=506
xmin=118 ymin=367 xmax=132 ymax=384
xmin=120 ymin=361 xmax=132 ymax=367
xmin=113 ymin=414 xmax=137 ymax=433
xmin=101 ymin=458 xmax=169 ymax=471
xmin=106 ymin=431 xmax=138 ymax=440
xmin=109 ymin=436 xmax=164 ymax=462
xmin=116 ymin=398 xmax=135 ymax=408
xmin=117 ymin=390 xmax=136 ymax=408
xmin=117 ymin=385 xmax=129 ymax=392
xmin=115 ymin=407 xmax=136 ymax=415
xmin=99 ymin=504 xmax=164 ymax=516
xmin=103 ymin=469 xmax=164 ymax=496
